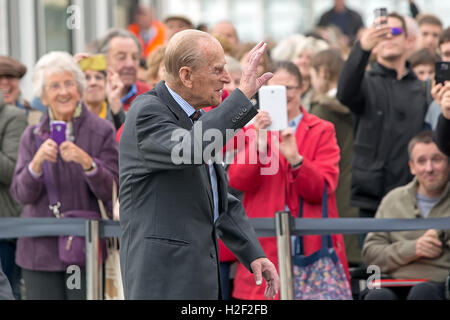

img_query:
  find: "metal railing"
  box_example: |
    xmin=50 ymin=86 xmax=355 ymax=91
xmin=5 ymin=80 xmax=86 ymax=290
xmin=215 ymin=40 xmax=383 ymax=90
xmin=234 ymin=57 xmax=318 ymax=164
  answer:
xmin=1 ymin=215 xmax=450 ymax=300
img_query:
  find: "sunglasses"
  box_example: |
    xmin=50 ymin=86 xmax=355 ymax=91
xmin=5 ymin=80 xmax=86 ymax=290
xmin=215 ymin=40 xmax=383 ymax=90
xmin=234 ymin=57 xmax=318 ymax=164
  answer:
xmin=390 ymin=27 xmax=404 ymax=36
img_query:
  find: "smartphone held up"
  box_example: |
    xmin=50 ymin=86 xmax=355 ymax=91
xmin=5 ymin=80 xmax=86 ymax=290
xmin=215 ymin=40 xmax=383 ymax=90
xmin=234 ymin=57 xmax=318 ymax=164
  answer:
xmin=258 ymin=85 xmax=288 ymax=131
xmin=374 ymin=8 xmax=388 ymax=28
xmin=435 ymin=62 xmax=450 ymax=85
xmin=50 ymin=121 xmax=66 ymax=145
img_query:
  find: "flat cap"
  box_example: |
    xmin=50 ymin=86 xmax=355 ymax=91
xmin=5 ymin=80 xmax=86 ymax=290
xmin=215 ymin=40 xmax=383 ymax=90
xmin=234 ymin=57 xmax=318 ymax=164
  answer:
xmin=0 ymin=56 xmax=27 ymax=78
xmin=164 ymin=15 xmax=194 ymax=28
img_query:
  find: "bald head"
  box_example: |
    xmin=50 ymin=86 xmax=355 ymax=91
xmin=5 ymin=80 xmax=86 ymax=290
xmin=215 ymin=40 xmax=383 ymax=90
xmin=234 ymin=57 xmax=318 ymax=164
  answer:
xmin=212 ymin=21 xmax=239 ymax=47
xmin=165 ymin=29 xmax=222 ymax=85
xmin=135 ymin=5 xmax=153 ymax=29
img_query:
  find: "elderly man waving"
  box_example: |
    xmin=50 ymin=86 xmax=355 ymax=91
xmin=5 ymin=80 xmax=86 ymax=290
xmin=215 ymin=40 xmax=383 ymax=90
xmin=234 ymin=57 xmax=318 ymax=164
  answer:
xmin=119 ymin=30 xmax=279 ymax=300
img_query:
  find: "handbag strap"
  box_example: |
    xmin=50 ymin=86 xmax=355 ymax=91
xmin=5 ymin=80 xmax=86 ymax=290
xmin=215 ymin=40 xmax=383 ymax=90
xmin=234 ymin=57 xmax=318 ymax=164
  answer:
xmin=295 ymin=183 xmax=333 ymax=255
xmin=98 ymin=179 xmax=117 ymax=220
xmin=34 ymin=130 xmax=62 ymax=218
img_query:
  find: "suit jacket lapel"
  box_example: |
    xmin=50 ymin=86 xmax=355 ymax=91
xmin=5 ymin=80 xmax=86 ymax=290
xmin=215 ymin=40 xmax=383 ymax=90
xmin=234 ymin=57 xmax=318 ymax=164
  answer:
xmin=156 ymin=81 xmax=220 ymax=220
xmin=155 ymin=81 xmax=192 ymax=130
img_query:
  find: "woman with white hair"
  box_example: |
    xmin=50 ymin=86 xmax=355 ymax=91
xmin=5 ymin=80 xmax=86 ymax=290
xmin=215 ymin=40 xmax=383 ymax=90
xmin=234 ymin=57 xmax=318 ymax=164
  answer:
xmin=10 ymin=51 xmax=119 ymax=300
xmin=272 ymin=36 xmax=329 ymax=111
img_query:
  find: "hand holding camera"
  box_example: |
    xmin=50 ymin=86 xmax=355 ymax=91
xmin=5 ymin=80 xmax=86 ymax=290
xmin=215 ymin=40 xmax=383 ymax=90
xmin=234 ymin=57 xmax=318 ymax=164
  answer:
xmin=254 ymin=110 xmax=271 ymax=153
xmin=59 ymin=141 xmax=94 ymax=171
xmin=30 ymin=139 xmax=59 ymax=174
xmin=360 ymin=8 xmax=391 ymax=52
xmin=431 ymin=81 xmax=450 ymax=119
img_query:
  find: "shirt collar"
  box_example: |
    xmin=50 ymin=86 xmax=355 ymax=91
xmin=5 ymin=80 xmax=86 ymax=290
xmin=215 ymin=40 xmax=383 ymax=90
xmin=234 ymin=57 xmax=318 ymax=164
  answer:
xmin=288 ymin=113 xmax=303 ymax=133
xmin=165 ymin=83 xmax=197 ymax=118
xmin=121 ymin=83 xmax=138 ymax=104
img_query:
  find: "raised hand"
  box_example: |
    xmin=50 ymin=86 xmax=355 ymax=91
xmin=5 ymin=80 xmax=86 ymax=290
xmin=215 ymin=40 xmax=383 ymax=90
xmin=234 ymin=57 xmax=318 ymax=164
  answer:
xmin=239 ymin=42 xmax=273 ymax=99
xmin=359 ymin=24 xmax=391 ymax=52
xmin=106 ymin=68 xmax=125 ymax=115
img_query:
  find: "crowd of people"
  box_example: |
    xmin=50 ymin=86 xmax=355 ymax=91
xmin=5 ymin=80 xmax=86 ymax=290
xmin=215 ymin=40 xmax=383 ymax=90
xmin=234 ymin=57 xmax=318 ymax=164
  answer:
xmin=0 ymin=0 xmax=450 ymax=300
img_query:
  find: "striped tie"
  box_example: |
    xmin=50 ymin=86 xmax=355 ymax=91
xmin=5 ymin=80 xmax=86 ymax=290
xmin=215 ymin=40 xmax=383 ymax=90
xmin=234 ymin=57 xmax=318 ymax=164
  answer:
xmin=190 ymin=110 xmax=204 ymax=123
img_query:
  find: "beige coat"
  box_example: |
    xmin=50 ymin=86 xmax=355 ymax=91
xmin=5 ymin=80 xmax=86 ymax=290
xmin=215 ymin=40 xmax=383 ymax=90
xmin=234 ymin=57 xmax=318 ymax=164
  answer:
xmin=362 ymin=178 xmax=450 ymax=282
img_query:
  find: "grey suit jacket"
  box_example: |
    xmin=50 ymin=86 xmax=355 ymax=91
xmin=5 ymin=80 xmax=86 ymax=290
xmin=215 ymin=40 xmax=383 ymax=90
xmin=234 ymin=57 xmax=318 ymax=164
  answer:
xmin=0 ymin=259 xmax=14 ymax=300
xmin=119 ymin=81 xmax=266 ymax=300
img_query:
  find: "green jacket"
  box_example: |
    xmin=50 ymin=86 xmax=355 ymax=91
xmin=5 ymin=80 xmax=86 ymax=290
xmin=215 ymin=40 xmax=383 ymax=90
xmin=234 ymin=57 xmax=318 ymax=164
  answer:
xmin=363 ymin=179 xmax=450 ymax=282
xmin=310 ymin=93 xmax=361 ymax=264
xmin=0 ymin=96 xmax=27 ymax=217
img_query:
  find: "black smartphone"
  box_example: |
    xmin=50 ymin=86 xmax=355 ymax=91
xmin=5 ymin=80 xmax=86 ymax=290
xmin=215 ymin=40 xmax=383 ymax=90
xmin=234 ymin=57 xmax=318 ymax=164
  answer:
xmin=435 ymin=61 xmax=450 ymax=85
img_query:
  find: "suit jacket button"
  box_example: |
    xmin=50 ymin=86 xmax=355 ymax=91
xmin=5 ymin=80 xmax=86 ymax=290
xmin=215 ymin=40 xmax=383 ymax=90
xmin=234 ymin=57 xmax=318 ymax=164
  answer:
xmin=210 ymin=252 xmax=215 ymax=259
xmin=242 ymin=107 xmax=248 ymax=112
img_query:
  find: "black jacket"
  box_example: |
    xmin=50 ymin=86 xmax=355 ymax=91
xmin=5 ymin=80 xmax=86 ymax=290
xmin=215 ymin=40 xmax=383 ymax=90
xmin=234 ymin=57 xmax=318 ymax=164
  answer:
xmin=434 ymin=115 xmax=450 ymax=156
xmin=337 ymin=42 xmax=427 ymax=211
xmin=318 ymin=7 xmax=363 ymax=42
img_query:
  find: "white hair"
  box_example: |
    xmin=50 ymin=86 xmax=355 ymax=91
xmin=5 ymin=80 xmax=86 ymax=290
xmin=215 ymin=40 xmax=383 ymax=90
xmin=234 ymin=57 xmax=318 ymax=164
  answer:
xmin=271 ymin=34 xmax=306 ymax=61
xmin=225 ymin=55 xmax=242 ymax=73
xmin=293 ymin=37 xmax=330 ymax=58
xmin=32 ymin=51 xmax=86 ymax=99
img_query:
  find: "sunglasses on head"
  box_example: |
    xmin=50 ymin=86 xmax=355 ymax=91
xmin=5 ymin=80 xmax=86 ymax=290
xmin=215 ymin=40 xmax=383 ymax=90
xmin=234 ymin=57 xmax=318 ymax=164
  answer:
xmin=391 ymin=27 xmax=404 ymax=36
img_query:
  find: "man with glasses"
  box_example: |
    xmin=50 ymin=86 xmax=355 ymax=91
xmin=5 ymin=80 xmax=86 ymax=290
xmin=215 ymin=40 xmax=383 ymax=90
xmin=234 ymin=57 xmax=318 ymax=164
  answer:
xmin=337 ymin=13 xmax=428 ymax=226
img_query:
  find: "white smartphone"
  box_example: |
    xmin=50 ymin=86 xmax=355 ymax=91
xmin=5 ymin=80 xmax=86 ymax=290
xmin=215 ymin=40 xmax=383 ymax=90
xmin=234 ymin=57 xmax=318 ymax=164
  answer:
xmin=258 ymin=85 xmax=288 ymax=131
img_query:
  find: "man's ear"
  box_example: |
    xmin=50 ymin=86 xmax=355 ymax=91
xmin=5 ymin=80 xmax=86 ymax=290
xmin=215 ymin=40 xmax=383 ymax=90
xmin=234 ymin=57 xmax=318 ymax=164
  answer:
xmin=409 ymin=160 xmax=416 ymax=176
xmin=179 ymin=66 xmax=193 ymax=89
xmin=405 ymin=34 xmax=416 ymax=52
xmin=41 ymin=94 xmax=48 ymax=107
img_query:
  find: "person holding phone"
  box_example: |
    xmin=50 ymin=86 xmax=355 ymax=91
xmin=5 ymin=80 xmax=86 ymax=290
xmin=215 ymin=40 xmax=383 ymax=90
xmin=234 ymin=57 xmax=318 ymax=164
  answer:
xmin=337 ymin=12 xmax=428 ymax=225
xmin=228 ymin=61 xmax=349 ymax=300
xmin=77 ymin=54 xmax=126 ymax=131
xmin=433 ymin=81 xmax=450 ymax=156
xmin=10 ymin=51 xmax=119 ymax=300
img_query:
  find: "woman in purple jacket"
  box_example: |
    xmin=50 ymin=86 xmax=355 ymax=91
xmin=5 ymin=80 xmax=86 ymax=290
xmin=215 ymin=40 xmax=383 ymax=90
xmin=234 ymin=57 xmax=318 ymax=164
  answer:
xmin=10 ymin=51 xmax=119 ymax=300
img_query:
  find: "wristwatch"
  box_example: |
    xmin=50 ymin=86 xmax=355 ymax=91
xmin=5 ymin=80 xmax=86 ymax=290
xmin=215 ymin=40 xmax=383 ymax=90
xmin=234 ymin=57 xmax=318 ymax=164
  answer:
xmin=84 ymin=160 xmax=97 ymax=172
xmin=291 ymin=156 xmax=304 ymax=169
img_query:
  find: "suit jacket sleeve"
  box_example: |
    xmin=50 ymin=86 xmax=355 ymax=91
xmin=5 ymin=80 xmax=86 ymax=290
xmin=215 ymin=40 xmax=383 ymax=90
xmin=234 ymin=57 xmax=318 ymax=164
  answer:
xmin=134 ymin=89 xmax=256 ymax=173
xmin=0 ymin=259 xmax=14 ymax=300
xmin=434 ymin=114 xmax=450 ymax=156
xmin=216 ymin=192 xmax=266 ymax=272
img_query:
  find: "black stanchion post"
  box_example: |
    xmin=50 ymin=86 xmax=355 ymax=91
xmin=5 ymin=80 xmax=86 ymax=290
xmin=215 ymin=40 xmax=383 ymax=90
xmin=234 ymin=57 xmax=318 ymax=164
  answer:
xmin=275 ymin=211 xmax=294 ymax=300
xmin=85 ymin=220 xmax=102 ymax=300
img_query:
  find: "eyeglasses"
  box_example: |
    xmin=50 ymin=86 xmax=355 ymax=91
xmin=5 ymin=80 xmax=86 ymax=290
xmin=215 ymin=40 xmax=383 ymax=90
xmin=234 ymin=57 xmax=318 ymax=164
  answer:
xmin=46 ymin=80 xmax=76 ymax=93
xmin=390 ymin=27 xmax=404 ymax=36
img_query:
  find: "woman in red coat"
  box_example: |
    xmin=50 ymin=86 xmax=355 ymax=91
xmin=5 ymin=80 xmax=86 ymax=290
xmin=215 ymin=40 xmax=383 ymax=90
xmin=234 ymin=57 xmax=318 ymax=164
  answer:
xmin=228 ymin=61 xmax=350 ymax=300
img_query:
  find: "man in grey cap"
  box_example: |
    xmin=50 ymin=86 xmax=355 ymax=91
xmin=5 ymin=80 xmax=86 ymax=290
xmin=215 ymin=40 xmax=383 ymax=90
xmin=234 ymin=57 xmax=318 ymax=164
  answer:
xmin=0 ymin=55 xmax=43 ymax=124
xmin=164 ymin=15 xmax=194 ymax=40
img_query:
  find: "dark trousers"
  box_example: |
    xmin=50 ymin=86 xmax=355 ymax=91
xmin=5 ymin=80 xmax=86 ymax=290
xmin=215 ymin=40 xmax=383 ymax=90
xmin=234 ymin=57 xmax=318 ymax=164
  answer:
xmin=363 ymin=281 xmax=446 ymax=300
xmin=0 ymin=240 xmax=21 ymax=299
xmin=220 ymin=261 xmax=232 ymax=300
xmin=22 ymin=268 xmax=86 ymax=300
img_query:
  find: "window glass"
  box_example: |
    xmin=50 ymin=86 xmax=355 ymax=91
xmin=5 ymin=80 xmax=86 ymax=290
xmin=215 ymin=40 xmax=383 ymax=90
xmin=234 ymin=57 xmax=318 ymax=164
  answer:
xmin=43 ymin=0 xmax=72 ymax=53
